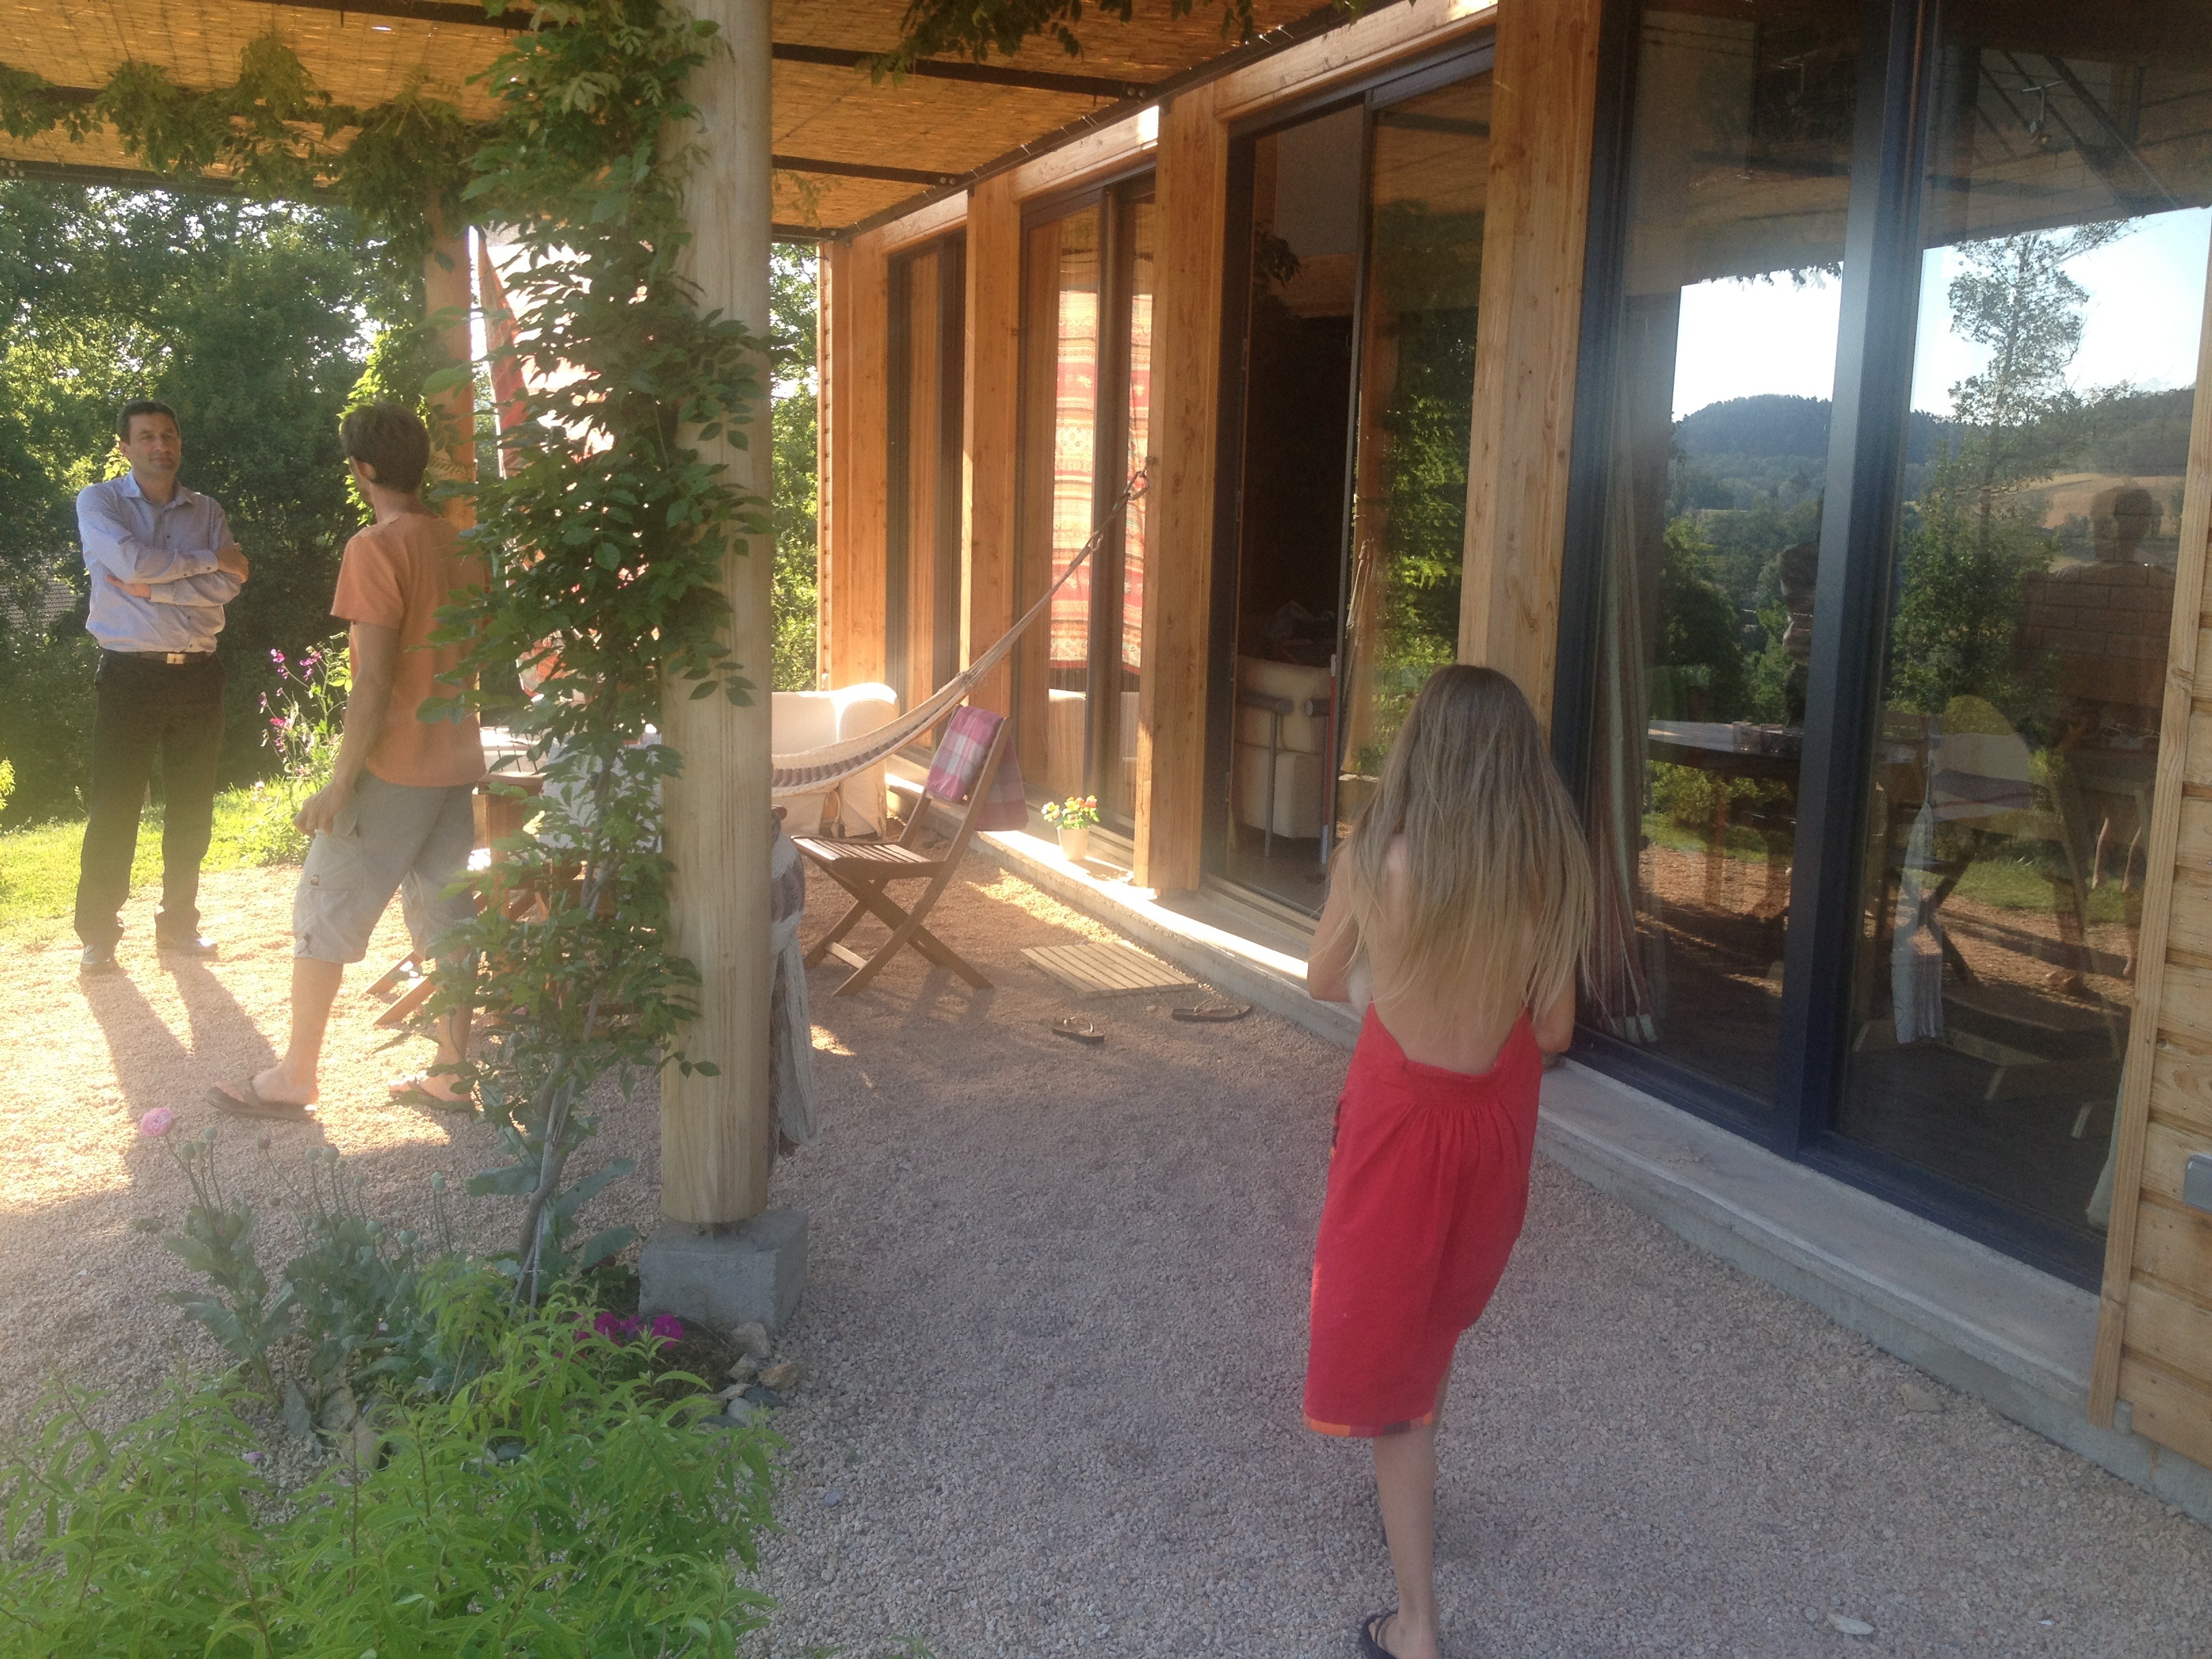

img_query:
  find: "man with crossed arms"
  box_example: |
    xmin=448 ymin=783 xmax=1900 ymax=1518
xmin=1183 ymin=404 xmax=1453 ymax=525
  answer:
xmin=74 ymin=398 xmax=249 ymax=976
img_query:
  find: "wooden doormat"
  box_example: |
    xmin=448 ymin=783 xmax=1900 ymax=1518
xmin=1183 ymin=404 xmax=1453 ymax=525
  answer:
xmin=1021 ymin=942 xmax=1195 ymax=998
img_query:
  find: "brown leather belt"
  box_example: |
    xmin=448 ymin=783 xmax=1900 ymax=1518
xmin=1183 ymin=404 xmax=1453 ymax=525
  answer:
xmin=104 ymin=649 xmax=217 ymax=665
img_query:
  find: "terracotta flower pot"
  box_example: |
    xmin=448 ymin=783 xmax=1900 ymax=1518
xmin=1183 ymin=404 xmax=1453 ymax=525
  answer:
xmin=1057 ymin=823 xmax=1091 ymax=863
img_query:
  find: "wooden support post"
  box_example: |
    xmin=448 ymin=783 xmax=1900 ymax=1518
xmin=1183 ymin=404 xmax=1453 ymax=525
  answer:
xmin=963 ymin=172 xmax=1021 ymax=721
xmin=1458 ymin=0 xmax=1604 ymax=727
xmin=423 ymin=206 xmax=476 ymax=528
xmin=1135 ymin=83 xmax=1228 ymax=893
xmin=658 ymin=0 xmax=775 ymax=1227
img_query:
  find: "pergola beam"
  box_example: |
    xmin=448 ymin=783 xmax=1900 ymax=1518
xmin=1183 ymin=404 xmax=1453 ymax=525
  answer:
xmin=773 ymin=154 xmax=962 ymax=188
xmin=769 ymin=42 xmax=1149 ymax=100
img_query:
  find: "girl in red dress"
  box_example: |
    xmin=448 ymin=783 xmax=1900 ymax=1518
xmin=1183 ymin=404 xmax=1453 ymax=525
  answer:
xmin=1304 ymin=665 xmax=1592 ymax=1659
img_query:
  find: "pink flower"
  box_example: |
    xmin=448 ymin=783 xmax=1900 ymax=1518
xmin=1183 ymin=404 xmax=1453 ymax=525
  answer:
xmin=270 ymin=649 xmax=285 ymax=665
xmin=650 ymin=1314 xmax=683 ymax=1346
xmin=591 ymin=1311 xmax=640 ymax=1343
xmin=137 ymin=1107 xmax=176 ymax=1138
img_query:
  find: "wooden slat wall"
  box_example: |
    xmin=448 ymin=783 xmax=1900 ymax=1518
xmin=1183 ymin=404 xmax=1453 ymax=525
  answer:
xmin=1134 ymin=78 xmax=1229 ymax=893
xmin=2091 ymin=237 xmax=2212 ymax=1470
xmin=1013 ymin=216 xmax=1061 ymax=786
xmin=904 ymin=249 xmax=942 ymax=714
xmin=822 ymin=229 xmax=890 ymax=690
xmin=962 ymin=173 xmax=1023 ymax=720
xmin=1458 ymin=0 xmax=1605 ymax=726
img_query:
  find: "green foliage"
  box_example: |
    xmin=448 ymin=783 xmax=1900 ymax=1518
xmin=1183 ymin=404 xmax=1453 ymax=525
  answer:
xmin=424 ymin=2 xmax=770 ymax=1300
xmin=878 ymin=0 xmax=1259 ymax=71
xmin=1654 ymin=515 xmax=1750 ymax=721
xmin=4 ymin=5 xmax=771 ymax=1304
xmin=771 ymin=245 xmax=821 ymax=689
xmin=162 ymin=1132 xmax=299 ymax=1396
xmin=0 ymin=183 xmax=398 ymax=821
xmin=1354 ymin=201 xmax=1481 ymax=762
xmin=1883 ymin=228 xmax=2122 ymax=720
xmin=0 ymin=1288 xmax=775 ymax=1657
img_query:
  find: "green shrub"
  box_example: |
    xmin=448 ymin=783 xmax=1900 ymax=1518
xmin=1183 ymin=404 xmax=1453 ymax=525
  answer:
xmin=0 ymin=1288 xmax=775 ymax=1657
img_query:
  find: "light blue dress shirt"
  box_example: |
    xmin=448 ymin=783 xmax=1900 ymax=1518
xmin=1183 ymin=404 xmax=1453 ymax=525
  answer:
xmin=77 ymin=472 xmax=242 ymax=655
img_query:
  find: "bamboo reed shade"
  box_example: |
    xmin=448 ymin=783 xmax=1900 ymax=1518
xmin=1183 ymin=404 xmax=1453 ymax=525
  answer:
xmin=0 ymin=0 xmax=1321 ymax=231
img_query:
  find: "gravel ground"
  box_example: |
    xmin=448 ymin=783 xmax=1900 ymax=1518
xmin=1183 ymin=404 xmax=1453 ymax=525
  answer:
xmin=3 ymin=856 xmax=2209 ymax=1658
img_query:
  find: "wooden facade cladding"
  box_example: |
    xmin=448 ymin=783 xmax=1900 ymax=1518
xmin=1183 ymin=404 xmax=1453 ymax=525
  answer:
xmin=819 ymin=232 xmax=889 ymax=689
xmin=1459 ymin=0 xmax=1605 ymax=726
xmin=2091 ymin=248 xmax=2212 ymax=1469
xmin=962 ymin=173 xmax=1023 ymax=722
xmin=1134 ymin=79 xmax=1229 ymax=891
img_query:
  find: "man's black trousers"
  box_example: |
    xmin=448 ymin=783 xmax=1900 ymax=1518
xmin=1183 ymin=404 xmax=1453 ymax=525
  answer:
xmin=74 ymin=652 xmax=226 ymax=949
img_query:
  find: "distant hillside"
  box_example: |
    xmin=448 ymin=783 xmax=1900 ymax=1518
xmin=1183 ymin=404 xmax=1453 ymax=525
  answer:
xmin=1675 ymin=394 xmax=1955 ymax=464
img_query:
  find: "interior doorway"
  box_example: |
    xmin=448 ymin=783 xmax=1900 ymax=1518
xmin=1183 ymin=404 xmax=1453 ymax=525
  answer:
xmin=1209 ymin=52 xmax=1494 ymax=915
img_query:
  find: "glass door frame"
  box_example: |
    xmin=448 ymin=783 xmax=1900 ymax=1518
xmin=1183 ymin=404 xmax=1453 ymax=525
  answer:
xmin=1203 ymin=37 xmax=1498 ymax=910
xmin=1015 ymin=167 xmax=1156 ymax=830
xmin=1552 ymin=0 xmax=2144 ymax=1286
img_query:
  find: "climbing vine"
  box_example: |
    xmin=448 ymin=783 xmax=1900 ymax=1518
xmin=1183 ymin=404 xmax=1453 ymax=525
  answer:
xmin=2 ymin=1 xmax=764 ymax=1298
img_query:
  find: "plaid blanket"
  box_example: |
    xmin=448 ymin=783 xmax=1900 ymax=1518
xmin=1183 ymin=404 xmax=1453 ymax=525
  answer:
xmin=925 ymin=705 xmax=1028 ymax=830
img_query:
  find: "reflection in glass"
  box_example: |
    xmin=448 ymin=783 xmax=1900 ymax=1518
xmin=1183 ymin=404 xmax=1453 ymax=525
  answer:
xmin=1220 ymin=105 xmax=1364 ymax=909
xmin=1015 ymin=197 xmax=1155 ymax=822
xmin=1578 ymin=1 xmax=1859 ymax=1102
xmin=1019 ymin=212 xmax=1101 ymax=801
xmin=1839 ymin=24 xmax=2212 ymax=1254
xmin=1334 ymin=77 xmax=1492 ymax=841
xmin=1105 ymin=199 xmax=1157 ymax=825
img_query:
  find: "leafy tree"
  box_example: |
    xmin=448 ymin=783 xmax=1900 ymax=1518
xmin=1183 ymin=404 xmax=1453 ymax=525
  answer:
xmin=1655 ymin=514 xmax=1750 ymax=721
xmin=0 ymin=182 xmax=402 ymax=823
xmin=1886 ymin=226 xmax=2121 ymax=718
xmin=769 ymin=244 xmax=819 ymax=690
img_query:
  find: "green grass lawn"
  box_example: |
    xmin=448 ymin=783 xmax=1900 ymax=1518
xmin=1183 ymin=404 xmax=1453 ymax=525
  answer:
xmin=1641 ymin=811 xmax=2131 ymax=924
xmin=0 ymin=785 xmax=302 ymax=947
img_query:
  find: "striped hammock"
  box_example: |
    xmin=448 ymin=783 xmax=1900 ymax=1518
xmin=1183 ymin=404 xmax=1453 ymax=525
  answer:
xmin=770 ymin=467 xmax=1148 ymax=798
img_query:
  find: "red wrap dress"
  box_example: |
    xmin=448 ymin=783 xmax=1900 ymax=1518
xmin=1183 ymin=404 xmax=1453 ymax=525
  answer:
xmin=1303 ymin=1003 xmax=1542 ymax=1437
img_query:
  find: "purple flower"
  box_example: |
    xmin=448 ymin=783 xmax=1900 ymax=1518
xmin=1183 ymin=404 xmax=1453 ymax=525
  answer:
xmin=270 ymin=649 xmax=285 ymax=665
xmin=591 ymin=1311 xmax=640 ymax=1343
xmin=650 ymin=1314 xmax=683 ymax=1345
xmin=137 ymin=1107 xmax=176 ymax=1138
xmin=243 ymin=1450 xmax=264 ymax=1465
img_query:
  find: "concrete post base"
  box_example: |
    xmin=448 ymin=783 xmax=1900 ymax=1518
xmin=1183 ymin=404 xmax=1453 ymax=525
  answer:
xmin=639 ymin=1209 xmax=808 ymax=1335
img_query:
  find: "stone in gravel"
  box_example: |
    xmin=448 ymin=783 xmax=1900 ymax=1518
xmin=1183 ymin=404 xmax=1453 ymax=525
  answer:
xmin=726 ymin=1354 xmax=760 ymax=1385
xmin=1827 ymin=1612 xmax=1875 ymax=1637
xmin=759 ymin=1358 xmax=805 ymax=1392
xmin=1900 ymin=1382 xmax=1944 ymax=1413
xmin=730 ymin=1321 xmax=773 ymax=1359
xmin=741 ymin=1383 xmax=785 ymax=1409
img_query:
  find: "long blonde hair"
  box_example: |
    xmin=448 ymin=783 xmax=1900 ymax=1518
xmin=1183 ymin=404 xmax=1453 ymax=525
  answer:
xmin=1342 ymin=665 xmax=1593 ymax=1015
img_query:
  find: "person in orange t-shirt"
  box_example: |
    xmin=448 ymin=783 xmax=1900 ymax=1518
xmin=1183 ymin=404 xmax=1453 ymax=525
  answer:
xmin=211 ymin=402 xmax=486 ymax=1121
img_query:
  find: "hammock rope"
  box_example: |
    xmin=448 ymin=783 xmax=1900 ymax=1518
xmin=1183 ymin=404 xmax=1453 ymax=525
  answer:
xmin=770 ymin=466 xmax=1150 ymax=798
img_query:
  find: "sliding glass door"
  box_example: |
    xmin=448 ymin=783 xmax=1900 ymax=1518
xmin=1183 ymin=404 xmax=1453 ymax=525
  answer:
xmin=1561 ymin=0 xmax=2212 ymax=1281
xmin=1017 ymin=182 xmax=1155 ymax=827
xmin=1212 ymin=47 xmax=1494 ymax=914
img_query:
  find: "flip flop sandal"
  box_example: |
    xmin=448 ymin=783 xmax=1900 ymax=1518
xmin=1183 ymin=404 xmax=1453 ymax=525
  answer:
xmin=207 ymin=1078 xmax=316 ymax=1122
xmin=390 ymin=1080 xmax=475 ymax=1113
xmin=1172 ymin=1000 xmax=1251 ymax=1023
xmin=1048 ymin=1015 xmax=1105 ymax=1046
xmin=1358 ymin=1611 xmax=1399 ymax=1659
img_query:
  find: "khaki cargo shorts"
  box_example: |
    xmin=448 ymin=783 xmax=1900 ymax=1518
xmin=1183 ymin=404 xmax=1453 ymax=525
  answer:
xmin=293 ymin=773 xmax=477 ymax=964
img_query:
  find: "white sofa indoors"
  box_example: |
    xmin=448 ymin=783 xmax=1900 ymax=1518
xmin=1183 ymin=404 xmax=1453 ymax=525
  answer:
xmin=773 ymin=683 xmax=899 ymax=837
xmin=1233 ymin=655 xmax=1331 ymax=842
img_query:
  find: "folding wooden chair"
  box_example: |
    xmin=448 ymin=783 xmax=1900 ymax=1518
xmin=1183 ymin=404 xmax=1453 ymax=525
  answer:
xmin=794 ymin=717 xmax=1010 ymax=996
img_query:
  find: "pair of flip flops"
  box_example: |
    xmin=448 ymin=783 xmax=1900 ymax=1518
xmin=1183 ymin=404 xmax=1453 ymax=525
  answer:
xmin=1049 ymin=999 xmax=1252 ymax=1045
xmin=207 ymin=1078 xmax=316 ymax=1122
